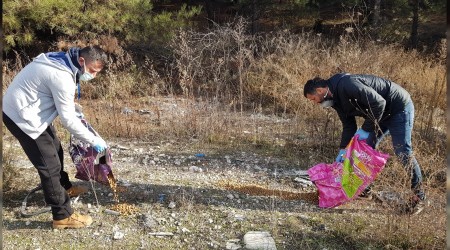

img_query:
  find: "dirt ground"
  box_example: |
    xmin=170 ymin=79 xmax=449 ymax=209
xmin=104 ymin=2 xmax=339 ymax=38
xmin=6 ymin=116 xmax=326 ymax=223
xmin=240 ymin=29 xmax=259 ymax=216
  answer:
xmin=2 ymin=130 xmax=446 ymax=249
xmin=1 ymin=95 xmax=445 ymax=250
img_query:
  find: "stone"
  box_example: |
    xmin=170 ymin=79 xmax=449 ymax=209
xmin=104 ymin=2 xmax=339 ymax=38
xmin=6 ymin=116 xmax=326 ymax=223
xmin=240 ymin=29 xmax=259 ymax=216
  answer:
xmin=234 ymin=214 xmax=245 ymax=221
xmin=143 ymin=214 xmax=157 ymax=229
xmin=104 ymin=209 xmax=120 ymax=216
xmin=226 ymin=240 xmax=241 ymax=250
xmin=189 ymin=166 xmax=203 ymax=172
xmin=113 ymin=231 xmax=125 ymax=240
xmin=243 ymin=231 xmax=277 ymax=250
xmin=148 ymin=232 xmax=174 ymax=237
xmin=293 ymin=177 xmax=313 ymax=187
xmin=168 ymin=201 xmax=176 ymax=209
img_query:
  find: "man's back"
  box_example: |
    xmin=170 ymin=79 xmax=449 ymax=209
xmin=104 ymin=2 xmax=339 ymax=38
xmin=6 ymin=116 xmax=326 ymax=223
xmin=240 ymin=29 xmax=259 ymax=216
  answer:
xmin=3 ymin=53 xmax=76 ymax=139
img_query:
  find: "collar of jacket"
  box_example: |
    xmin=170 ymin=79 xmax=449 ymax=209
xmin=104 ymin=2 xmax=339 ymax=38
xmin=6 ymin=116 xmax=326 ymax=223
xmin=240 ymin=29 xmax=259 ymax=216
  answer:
xmin=66 ymin=47 xmax=82 ymax=83
xmin=46 ymin=51 xmax=71 ymax=69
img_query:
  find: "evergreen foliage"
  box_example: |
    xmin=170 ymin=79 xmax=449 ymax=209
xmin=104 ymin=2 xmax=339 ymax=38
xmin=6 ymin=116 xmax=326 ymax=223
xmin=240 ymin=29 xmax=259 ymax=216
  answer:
xmin=2 ymin=0 xmax=445 ymax=58
xmin=3 ymin=0 xmax=201 ymax=52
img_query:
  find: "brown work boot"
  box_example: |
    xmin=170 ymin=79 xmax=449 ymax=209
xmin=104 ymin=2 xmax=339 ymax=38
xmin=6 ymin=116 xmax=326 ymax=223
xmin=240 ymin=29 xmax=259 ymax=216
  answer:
xmin=67 ymin=185 xmax=88 ymax=198
xmin=53 ymin=213 xmax=93 ymax=229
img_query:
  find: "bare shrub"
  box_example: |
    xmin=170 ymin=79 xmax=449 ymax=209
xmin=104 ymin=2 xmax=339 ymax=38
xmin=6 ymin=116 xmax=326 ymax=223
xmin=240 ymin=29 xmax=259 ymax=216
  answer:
xmin=170 ymin=17 xmax=256 ymax=106
xmin=2 ymin=51 xmax=30 ymax=92
xmin=2 ymin=135 xmax=21 ymax=192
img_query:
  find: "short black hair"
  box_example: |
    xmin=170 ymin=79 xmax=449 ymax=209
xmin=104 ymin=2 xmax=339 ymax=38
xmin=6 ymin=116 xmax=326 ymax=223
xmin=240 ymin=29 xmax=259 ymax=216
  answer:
xmin=303 ymin=77 xmax=328 ymax=97
xmin=79 ymin=45 xmax=108 ymax=66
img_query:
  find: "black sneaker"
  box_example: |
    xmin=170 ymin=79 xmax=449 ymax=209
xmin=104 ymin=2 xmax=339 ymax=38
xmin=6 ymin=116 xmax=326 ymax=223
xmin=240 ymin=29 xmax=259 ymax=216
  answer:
xmin=358 ymin=186 xmax=373 ymax=200
xmin=400 ymin=195 xmax=425 ymax=215
xmin=411 ymin=200 xmax=425 ymax=215
xmin=413 ymin=187 xmax=426 ymax=201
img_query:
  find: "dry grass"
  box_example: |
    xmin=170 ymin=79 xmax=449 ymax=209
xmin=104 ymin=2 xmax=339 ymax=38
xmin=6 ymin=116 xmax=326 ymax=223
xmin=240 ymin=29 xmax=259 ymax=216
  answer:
xmin=2 ymin=21 xmax=446 ymax=249
xmin=2 ymin=133 xmax=22 ymax=192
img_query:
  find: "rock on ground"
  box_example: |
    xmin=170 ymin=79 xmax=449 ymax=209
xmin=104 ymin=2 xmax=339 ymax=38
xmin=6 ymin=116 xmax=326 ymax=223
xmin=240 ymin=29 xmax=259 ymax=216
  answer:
xmin=243 ymin=231 xmax=277 ymax=250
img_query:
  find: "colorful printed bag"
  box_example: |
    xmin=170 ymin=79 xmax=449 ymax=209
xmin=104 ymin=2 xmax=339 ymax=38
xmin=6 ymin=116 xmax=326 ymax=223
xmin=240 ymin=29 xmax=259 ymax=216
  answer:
xmin=308 ymin=135 xmax=389 ymax=208
xmin=69 ymin=118 xmax=115 ymax=186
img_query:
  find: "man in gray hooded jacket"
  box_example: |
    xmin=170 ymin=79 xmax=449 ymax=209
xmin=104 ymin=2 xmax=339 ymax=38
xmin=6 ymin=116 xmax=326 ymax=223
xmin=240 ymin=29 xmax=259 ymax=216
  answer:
xmin=3 ymin=45 xmax=108 ymax=228
xmin=304 ymin=73 xmax=425 ymax=214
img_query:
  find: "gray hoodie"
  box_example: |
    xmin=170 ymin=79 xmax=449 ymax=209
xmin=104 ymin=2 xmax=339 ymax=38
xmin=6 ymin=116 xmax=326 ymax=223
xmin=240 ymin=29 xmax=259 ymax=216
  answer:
xmin=3 ymin=52 xmax=98 ymax=145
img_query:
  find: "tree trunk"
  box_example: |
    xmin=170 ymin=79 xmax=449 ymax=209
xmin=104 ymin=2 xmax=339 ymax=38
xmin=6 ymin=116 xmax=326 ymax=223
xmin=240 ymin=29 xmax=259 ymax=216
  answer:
xmin=409 ymin=0 xmax=419 ymax=48
xmin=251 ymin=0 xmax=256 ymax=34
xmin=370 ymin=0 xmax=381 ymax=26
xmin=204 ymin=0 xmax=215 ymax=28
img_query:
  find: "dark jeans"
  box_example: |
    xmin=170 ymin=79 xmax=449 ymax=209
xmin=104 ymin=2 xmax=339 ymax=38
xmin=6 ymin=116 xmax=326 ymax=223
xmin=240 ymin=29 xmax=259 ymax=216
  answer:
xmin=3 ymin=113 xmax=74 ymax=220
xmin=365 ymin=102 xmax=425 ymax=200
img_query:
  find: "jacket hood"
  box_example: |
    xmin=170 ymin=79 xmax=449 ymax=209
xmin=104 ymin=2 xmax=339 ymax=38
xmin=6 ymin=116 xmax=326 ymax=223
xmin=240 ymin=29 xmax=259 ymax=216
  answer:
xmin=34 ymin=52 xmax=79 ymax=83
xmin=33 ymin=53 xmax=72 ymax=73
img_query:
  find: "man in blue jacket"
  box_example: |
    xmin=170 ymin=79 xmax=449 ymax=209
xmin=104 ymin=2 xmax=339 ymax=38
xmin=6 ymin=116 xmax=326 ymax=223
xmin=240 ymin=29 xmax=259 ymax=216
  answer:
xmin=3 ymin=45 xmax=108 ymax=228
xmin=303 ymin=73 xmax=425 ymax=214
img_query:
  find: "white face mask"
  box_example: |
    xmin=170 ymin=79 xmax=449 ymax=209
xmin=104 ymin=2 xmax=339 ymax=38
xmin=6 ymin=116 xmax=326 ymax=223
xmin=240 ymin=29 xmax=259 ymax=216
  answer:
xmin=319 ymin=88 xmax=333 ymax=108
xmin=320 ymin=100 xmax=334 ymax=108
xmin=79 ymin=63 xmax=94 ymax=81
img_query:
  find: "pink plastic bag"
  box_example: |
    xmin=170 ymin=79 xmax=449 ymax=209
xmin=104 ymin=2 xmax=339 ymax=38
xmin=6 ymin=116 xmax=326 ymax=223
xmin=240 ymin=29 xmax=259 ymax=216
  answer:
xmin=308 ymin=162 xmax=348 ymax=208
xmin=308 ymin=135 xmax=389 ymax=208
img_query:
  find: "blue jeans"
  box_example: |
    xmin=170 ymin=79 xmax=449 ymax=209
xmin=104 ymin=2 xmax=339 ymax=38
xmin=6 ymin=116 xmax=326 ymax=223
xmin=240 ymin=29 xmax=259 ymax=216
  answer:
xmin=366 ymin=102 xmax=424 ymax=199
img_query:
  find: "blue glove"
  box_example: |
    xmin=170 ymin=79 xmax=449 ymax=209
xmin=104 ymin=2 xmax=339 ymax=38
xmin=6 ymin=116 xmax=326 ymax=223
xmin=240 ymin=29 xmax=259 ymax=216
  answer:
xmin=93 ymin=137 xmax=107 ymax=153
xmin=335 ymin=149 xmax=346 ymax=163
xmin=355 ymin=128 xmax=370 ymax=141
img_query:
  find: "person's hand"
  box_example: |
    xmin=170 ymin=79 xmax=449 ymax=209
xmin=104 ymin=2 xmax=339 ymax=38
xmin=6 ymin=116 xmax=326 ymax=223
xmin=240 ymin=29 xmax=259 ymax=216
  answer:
xmin=92 ymin=137 xmax=107 ymax=153
xmin=335 ymin=149 xmax=346 ymax=163
xmin=355 ymin=128 xmax=370 ymax=141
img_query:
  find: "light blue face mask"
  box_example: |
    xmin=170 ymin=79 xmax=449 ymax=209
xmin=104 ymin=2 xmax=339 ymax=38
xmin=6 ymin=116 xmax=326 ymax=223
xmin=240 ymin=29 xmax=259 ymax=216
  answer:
xmin=79 ymin=63 xmax=94 ymax=81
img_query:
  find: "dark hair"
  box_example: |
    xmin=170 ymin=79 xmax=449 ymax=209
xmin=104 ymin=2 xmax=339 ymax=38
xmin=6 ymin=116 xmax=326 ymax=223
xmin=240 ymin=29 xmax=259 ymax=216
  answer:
xmin=303 ymin=77 xmax=328 ymax=97
xmin=79 ymin=45 xmax=108 ymax=66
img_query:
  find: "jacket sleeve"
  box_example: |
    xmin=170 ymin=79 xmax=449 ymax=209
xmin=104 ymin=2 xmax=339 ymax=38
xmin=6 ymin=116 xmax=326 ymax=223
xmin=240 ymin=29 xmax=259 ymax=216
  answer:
xmin=335 ymin=107 xmax=357 ymax=149
xmin=49 ymin=72 xmax=98 ymax=144
xmin=345 ymin=77 xmax=386 ymax=132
